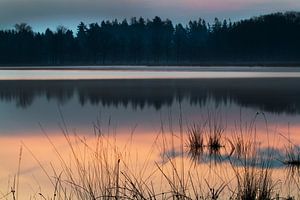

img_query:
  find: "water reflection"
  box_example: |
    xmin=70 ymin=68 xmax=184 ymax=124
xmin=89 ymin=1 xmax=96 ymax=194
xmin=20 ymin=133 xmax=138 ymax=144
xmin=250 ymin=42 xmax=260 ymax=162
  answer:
xmin=0 ymin=78 xmax=300 ymax=199
xmin=0 ymin=78 xmax=300 ymax=114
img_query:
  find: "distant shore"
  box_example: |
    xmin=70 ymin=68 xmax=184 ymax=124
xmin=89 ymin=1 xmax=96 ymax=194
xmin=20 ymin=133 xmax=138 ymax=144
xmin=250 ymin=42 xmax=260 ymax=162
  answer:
xmin=1 ymin=61 xmax=300 ymax=69
xmin=1 ymin=65 xmax=300 ymax=72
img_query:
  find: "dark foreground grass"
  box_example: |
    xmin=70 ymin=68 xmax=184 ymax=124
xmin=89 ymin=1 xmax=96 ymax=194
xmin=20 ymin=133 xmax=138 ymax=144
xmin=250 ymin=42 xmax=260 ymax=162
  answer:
xmin=2 ymin=113 xmax=300 ymax=200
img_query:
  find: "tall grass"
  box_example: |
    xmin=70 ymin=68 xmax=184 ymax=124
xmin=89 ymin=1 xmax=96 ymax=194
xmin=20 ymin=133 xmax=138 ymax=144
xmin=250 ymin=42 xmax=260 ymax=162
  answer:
xmin=228 ymin=113 xmax=278 ymax=200
xmin=5 ymin=112 xmax=300 ymax=200
xmin=2 ymin=146 xmax=23 ymax=200
xmin=229 ymin=135 xmax=276 ymax=200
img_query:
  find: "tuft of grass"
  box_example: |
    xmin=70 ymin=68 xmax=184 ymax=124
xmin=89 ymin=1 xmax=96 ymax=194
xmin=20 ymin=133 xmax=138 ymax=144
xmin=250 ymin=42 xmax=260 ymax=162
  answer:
xmin=186 ymin=113 xmax=226 ymax=164
xmin=207 ymin=132 xmax=223 ymax=157
xmin=206 ymin=113 xmax=225 ymax=158
xmin=230 ymin=141 xmax=276 ymax=200
xmin=186 ymin=123 xmax=205 ymax=163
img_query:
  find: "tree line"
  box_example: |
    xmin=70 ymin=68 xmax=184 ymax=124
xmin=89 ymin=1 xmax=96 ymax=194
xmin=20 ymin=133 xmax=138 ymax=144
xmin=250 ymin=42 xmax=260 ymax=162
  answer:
xmin=0 ymin=12 xmax=300 ymax=66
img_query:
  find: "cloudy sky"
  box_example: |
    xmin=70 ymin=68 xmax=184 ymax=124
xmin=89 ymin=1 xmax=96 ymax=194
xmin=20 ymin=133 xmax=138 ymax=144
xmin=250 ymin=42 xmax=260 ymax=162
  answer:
xmin=0 ymin=0 xmax=300 ymax=32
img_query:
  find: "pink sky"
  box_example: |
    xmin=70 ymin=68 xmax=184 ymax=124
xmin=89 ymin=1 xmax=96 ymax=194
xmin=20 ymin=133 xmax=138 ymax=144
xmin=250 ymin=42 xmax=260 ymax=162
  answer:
xmin=0 ymin=0 xmax=299 ymax=31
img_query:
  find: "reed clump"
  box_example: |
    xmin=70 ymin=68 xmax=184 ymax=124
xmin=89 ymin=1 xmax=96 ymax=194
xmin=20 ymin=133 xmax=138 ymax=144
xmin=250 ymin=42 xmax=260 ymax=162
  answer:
xmin=281 ymin=137 xmax=300 ymax=180
xmin=187 ymin=123 xmax=205 ymax=163
xmin=186 ymin=114 xmax=226 ymax=164
xmin=206 ymin=115 xmax=225 ymax=157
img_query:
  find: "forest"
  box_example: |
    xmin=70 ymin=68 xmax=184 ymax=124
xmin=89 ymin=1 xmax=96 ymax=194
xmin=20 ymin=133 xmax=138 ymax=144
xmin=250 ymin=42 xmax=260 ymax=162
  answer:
xmin=0 ymin=12 xmax=300 ymax=66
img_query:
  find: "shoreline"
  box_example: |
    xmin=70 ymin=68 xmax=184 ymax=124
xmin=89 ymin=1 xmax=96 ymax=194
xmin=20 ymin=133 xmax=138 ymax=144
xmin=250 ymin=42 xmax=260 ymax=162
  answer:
xmin=1 ymin=65 xmax=300 ymax=72
xmin=1 ymin=61 xmax=300 ymax=68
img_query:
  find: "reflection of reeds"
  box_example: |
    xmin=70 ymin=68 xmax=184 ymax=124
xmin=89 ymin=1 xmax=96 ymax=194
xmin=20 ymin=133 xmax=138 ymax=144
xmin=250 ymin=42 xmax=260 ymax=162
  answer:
xmin=229 ymin=112 xmax=259 ymax=159
xmin=207 ymin=132 xmax=223 ymax=157
xmin=186 ymin=113 xmax=226 ymax=164
xmin=281 ymin=135 xmax=300 ymax=183
xmin=206 ymin=112 xmax=225 ymax=159
xmin=187 ymin=124 xmax=204 ymax=163
xmin=284 ymin=147 xmax=300 ymax=176
xmin=228 ymin=133 xmax=254 ymax=159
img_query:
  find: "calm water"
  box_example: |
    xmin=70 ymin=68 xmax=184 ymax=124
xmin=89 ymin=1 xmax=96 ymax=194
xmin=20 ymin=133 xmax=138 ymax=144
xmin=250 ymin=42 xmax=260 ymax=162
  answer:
xmin=1 ymin=67 xmax=300 ymax=199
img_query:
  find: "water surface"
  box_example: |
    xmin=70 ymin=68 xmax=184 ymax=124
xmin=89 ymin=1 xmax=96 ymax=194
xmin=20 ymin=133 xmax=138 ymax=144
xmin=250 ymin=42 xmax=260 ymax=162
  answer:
xmin=0 ymin=68 xmax=299 ymax=198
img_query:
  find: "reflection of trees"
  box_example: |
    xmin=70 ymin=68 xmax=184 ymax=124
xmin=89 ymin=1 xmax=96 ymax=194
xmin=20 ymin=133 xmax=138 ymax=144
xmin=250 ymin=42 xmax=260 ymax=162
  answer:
xmin=0 ymin=81 xmax=74 ymax=108
xmin=0 ymin=78 xmax=300 ymax=114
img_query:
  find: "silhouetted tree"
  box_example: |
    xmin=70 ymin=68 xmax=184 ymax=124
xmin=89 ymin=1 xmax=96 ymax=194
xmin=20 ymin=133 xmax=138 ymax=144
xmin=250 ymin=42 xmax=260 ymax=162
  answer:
xmin=187 ymin=19 xmax=209 ymax=61
xmin=0 ymin=12 xmax=299 ymax=65
xmin=174 ymin=23 xmax=188 ymax=63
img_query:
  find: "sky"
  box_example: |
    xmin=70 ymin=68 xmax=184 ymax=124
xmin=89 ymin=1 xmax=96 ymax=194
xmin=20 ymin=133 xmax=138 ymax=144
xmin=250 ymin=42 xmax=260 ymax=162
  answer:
xmin=0 ymin=0 xmax=300 ymax=32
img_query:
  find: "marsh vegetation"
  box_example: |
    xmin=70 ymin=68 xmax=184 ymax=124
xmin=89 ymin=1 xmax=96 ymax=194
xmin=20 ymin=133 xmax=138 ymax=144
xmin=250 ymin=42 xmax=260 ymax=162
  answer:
xmin=2 ymin=111 xmax=300 ymax=200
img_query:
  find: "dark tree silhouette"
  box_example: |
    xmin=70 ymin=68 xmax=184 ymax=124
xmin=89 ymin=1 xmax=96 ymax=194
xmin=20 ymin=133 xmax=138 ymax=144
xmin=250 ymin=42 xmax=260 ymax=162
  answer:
xmin=0 ymin=12 xmax=300 ymax=66
xmin=174 ymin=23 xmax=188 ymax=63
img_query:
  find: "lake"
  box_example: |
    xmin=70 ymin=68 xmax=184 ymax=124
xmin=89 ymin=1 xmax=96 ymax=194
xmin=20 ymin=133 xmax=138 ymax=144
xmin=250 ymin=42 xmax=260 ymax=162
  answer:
xmin=0 ymin=67 xmax=300 ymax=199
